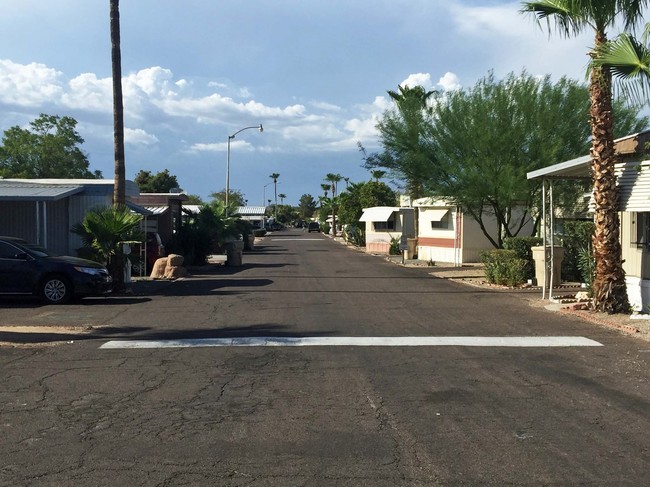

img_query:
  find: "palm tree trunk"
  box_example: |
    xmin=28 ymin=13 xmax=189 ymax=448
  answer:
xmin=110 ymin=0 xmax=126 ymax=206
xmin=590 ymin=30 xmax=629 ymax=313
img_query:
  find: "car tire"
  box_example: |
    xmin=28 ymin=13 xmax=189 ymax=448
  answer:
xmin=40 ymin=275 xmax=72 ymax=304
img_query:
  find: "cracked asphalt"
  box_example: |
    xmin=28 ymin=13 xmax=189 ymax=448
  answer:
xmin=1 ymin=229 xmax=649 ymax=486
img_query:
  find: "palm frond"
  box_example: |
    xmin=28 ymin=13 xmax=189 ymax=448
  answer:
xmin=520 ymin=0 xmax=584 ymax=37
xmin=593 ymin=32 xmax=650 ymax=105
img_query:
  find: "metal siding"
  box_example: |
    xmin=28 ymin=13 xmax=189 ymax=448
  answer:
xmin=617 ymin=161 xmax=650 ymax=212
xmin=44 ymin=199 xmax=70 ymax=254
xmin=68 ymin=194 xmax=112 ymax=255
xmin=0 ymin=201 xmax=38 ymax=241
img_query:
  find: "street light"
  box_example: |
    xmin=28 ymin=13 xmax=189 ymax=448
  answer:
xmin=226 ymin=124 xmax=263 ymax=215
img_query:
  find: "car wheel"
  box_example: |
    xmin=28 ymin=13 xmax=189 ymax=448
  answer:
xmin=40 ymin=275 xmax=72 ymax=304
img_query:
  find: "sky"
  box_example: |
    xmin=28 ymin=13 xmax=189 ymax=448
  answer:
xmin=0 ymin=0 xmax=599 ymax=206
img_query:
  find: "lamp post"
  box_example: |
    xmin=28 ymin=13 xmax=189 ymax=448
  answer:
xmin=226 ymin=124 xmax=263 ymax=215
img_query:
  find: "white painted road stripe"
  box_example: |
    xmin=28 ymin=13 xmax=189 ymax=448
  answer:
xmin=100 ymin=336 xmax=603 ymax=349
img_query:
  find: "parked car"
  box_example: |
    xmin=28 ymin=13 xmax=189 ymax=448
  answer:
xmin=308 ymin=222 xmax=320 ymax=233
xmin=0 ymin=236 xmax=112 ymax=304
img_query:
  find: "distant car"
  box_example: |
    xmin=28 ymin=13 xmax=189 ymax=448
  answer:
xmin=0 ymin=236 xmax=112 ymax=304
xmin=267 ymin=222 xmax=283 ymax=231
xmin=308 ymin=222 xmax=320 ymax=233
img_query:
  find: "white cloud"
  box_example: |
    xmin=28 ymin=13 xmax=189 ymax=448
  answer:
xmin=0 ymin=59 xmax=64 ymax=106
xmin=400 ymin=73 xmax=434 ymax=90
xmin=188 ymin=139 xmax=253 ymax=154
xmin=438 ymin=72 xmax=461 ymax=92
xmin=125 ymin=127 xmax=159 ymax=146
xmin=63 ymin=72 xmax=112 ymax=112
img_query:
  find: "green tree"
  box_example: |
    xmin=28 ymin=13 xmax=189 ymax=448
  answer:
xmin=210 ymin=188 xmax=246 ymax=207
xmin=134 ymin=169 xmax=180 ymax=193
xmin=298 ymin=194 xmax=317 ymax=218
xmin=278 ymin=193 xmax=287 ymax=205
xmin=0 ymin=114 xmax=101 ymax=178
xmin=428 ymin=71 xmax=646 ymax=248
xmin=363 ymin=85 xmax=437 ymax=200
xmin=185 ymin=194 xmax=203 ymax=204
xmin=358 ymin=181 xmax=397 ymax=210
xmin=522 ymin=0 xmax=649 ymax=313
xmin=110 ymin=0 xmax=126 ymax=206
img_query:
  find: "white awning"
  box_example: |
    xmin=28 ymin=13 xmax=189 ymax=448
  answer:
xmin=426 ymin=209 xmax=449 ymax=221
xmin=359 ymin=207 xmax=397 ymax=222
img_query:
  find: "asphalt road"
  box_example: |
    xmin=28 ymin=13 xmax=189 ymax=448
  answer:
xmin=1 ymin=229 xmax=649 ymax=486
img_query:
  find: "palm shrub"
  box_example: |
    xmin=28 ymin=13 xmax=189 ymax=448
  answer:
xmin=480 ymin=249 xmax=528 ymax=286
xmin=503 ymin=236 xmax=542 ymax=280
xmin=558 ymin=221 xmax=596 ymax=282
xmin=71 ymin=205 xmax=143 ymax=292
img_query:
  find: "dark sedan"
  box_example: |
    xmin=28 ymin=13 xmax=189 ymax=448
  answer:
xmin=0 ymin=236 xmax=112 ymax=304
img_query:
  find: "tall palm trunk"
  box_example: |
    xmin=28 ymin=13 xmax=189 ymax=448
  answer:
xmin=110 ymin=0 xmax=126 ymax=206
xmin=590 ymin=31 xmax=629 ymax=313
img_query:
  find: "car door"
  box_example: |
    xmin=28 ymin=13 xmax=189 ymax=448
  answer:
xmin=0 ymin=241 xmax=37 ymax=294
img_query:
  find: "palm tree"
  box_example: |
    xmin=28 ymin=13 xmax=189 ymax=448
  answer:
xmin=110 ymin=0 xmax=126 ymax=206
xmin=278 ymin=193 xmax=287 ymax=205
xmin=521 ymin=0 xmax=649 ymax=313
xmin=370 ymin=170 xmax=386 ymax=182
xmin=320 ymin=183 xmax=330 ymax=199
xmin=269 ymin=173 xmax=280 ymax=218
xmin=324 ymin=173 xmax=343 ymax=236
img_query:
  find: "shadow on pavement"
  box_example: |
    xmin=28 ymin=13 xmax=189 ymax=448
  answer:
xmin=0 ymin=323 xmax=336 ymax=345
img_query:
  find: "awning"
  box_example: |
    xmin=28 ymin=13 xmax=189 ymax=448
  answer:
xmin=359 ymin=207 xmax=397 ymax=222
xmin=126 ymin=201 xmax=153 ymax=216
xmin=427 ymin=208 xmax=449 ymax=221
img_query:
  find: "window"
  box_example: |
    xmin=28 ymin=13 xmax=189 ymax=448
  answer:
xmin=431 ymin=212 xmax=453 ymax=230
xmin=633 ymin=212 xmax=650 ymax=250
xmin=0 ymin=242 xmax=21 ymax=259
xmin=373 ymin=220 xmax=394 ymax=231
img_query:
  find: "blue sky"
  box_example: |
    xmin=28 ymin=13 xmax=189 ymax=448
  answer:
xmin=0 ymin=0 xmax=596 ymax=205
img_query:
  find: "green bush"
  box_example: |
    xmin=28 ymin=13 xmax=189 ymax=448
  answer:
xmin=503 ymin=236 xmax=542 ymax=280
xmin=480 ymin=249 xmax=528 ymax=286
xmin=389 ymin=237 xmax=401 ymax=255
xmin=558 ymin=220 xmax=595 ymax=282
xmin=343 ymin=225 xmax=365 ymax=247
xmin=320 ymin=222 xmax=331 ymax=234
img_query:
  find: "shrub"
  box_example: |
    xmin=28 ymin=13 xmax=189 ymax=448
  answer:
xmin=320 ymin=222 xmax=331 ymax=234
xmin=389 ymin=237 xmax=401 ymax=255
xmin=558 ymin=220 xmax=595 ymax=282
xmin=480 ymin=249 xmax=528 ymax=286
xmin=503 ymin=236 xmax=542 ymax=280
xmin=577 ymin=244 xmax=595 ymax=296
xmin=343 ymin=225 xmax=365 ymax=247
